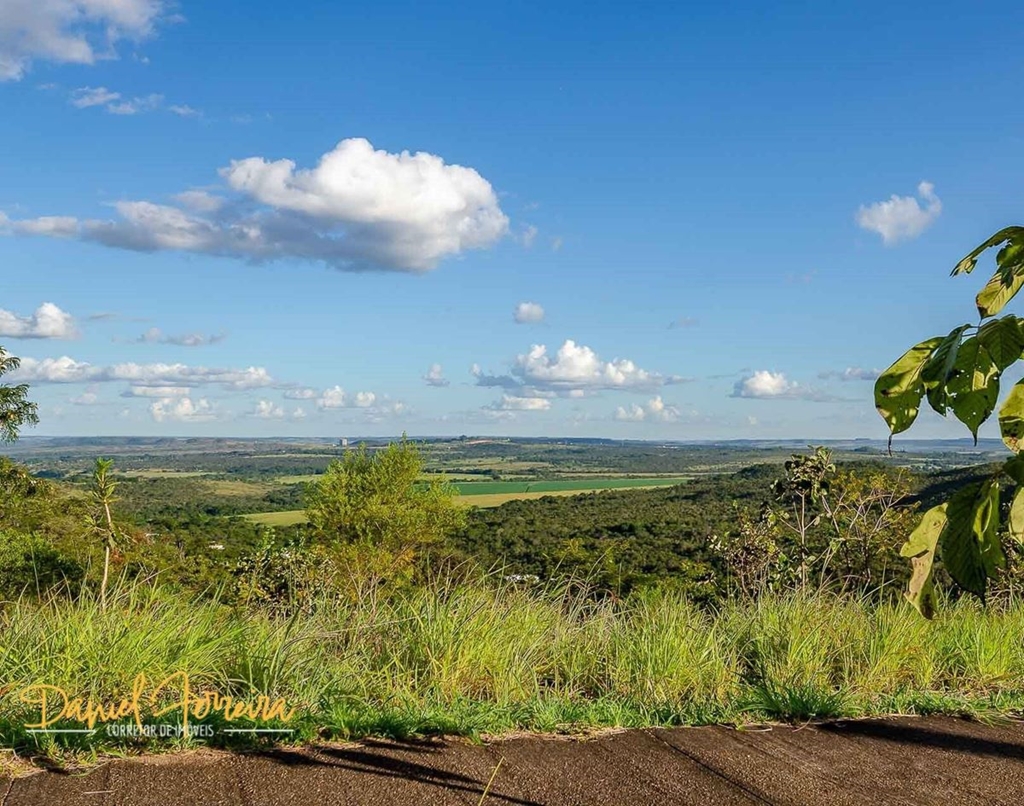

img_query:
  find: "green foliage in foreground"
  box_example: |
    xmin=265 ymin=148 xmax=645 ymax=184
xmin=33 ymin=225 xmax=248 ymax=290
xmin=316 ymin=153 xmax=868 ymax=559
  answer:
xmin=2 ymin=579 xmax=1023 ymax=758
xmin=876 ymin=226 xmax=1024 ymax=613
xmin=0 ymin=346 xmax=38 ymax=444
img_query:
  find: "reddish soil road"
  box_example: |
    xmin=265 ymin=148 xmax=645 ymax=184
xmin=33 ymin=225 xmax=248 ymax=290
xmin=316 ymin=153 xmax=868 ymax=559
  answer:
xmin=3 ymin=716 xmax=1024 ymax=805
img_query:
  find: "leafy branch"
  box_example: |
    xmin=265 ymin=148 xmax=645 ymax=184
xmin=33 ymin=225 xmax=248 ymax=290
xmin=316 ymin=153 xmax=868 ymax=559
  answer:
xmin=875 ymin=226 xmax=1024 ymax=615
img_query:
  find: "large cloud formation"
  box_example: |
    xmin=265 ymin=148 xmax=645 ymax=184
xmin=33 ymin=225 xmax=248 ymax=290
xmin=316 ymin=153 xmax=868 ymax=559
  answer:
xmin=3 ymin=138 xmax=509 ymax=272
xmin=0 ymin=0 xmax=168 ymax=81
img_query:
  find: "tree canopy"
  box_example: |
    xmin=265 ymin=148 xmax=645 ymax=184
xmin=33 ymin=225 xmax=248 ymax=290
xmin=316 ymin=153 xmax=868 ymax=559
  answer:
xmin=0 ymin=346 xmax=38 ymax=443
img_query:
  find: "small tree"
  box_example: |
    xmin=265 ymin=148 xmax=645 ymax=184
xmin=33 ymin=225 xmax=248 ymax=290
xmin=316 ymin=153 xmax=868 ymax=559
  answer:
xmin=0 ymin=346 xmax=38 ymax=443
xmin=710 ymin=504 xmax=785 ymax=599
xmin=818 ymin=468 xmax=918 ymax=590
xmin=769 ymin=447 xmax=836 ymax=589
xmin=876 ymin=226 xmax=1024 ymax=616
xmin=305 ymin=437 xmax=466 ymax=597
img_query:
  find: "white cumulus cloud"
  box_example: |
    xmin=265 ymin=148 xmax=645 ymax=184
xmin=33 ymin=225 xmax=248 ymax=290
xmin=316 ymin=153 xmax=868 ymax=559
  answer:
xmin=0 ymin=302 xmax=77 ymax=339
xmin=423 ymin=363 xmax=449 ymax=387
xmin=0 ymin=0 xmax=170 ymax=82
xmin=12 ymin=356 xmax=274 ymax=389
xmin=317 ymin=386 xmax=378 ymax=410
xmin=732 ymin=371 xmax=798 ymax=399
xmin=513 ymin=301 xmax=545 ymax=324
xmin=149 ymin=397 xmax=215 ymax=423
xmin=614 ymin=396 xmax=680 ymax=422
xmin=514 ymin=340 xmax=661 ymax=391
xmin=732 ymin=371 xmax=835 ymax=402
xmin=492 ymin=394 xmax=551 ymax=411
xmin=5 ymin=139 xmax=508 ymax=272
xmin=856 ymin=181 xmax=942 ymax=245
xmin=254 ymin=399 xmax=284 ymax=419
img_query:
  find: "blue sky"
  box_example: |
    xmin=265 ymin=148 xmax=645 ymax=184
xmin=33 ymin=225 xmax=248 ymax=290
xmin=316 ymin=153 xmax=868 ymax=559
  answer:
xmin=1 ymin=1 xmax=1022 ymax=440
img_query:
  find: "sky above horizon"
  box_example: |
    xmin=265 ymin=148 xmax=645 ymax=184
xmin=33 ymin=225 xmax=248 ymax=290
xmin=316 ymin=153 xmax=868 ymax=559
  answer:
xmin=2 ymin=1 xmax=1023 ymax=441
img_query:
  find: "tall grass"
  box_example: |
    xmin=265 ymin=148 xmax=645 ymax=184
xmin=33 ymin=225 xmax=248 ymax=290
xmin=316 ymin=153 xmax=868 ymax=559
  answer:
xmin=2 ymin=577 xmax=1023 ymax=754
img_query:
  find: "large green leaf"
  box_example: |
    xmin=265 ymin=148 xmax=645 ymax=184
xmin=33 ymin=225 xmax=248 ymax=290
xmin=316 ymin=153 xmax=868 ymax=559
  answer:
xmin=999 ymin=379 xmax=1024 ymax=453
xmin=952 ymin=226 xmax=1024 ymax=276
xmin=940 ymin=482 xmax=993 ymax=598
xmin=922 ymin=324 xmax=972 ymax=415
xmin=974 ymin=479 xmax=1005 ymax=577
xmin=976 ymin=316 xmax=1024 ymax=371
xmin=944 ymin=338 xmax=1000 ymax=442
xmin=874 ymin=337 xmax=943 ymax=438
xmin=1009 ymin=488 xmax=1024 ymax=545
xmin=900 ymin=503 xmax=947 ymax=619
xmin=975 ymin=255 xmax=1024 ymax=319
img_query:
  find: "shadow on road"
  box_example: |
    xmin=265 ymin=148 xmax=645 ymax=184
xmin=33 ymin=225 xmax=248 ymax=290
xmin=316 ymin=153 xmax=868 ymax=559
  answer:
xmin=820 ymin=720 xmax=1024 ymax=761
xmin=259 ymin=743 xmax=543 ymax=806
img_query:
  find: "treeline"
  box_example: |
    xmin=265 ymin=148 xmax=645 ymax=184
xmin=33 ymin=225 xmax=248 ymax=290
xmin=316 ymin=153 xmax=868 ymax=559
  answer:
xmin=111 ymin=476 xmax=305 ymax=519
xmin=448 ymin=469 xmax=774 ymax=594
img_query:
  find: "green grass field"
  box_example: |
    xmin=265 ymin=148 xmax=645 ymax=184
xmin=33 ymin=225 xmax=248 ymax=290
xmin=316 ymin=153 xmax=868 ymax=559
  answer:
xmin=3 ymin=580 xmax=1023 ymax=756
xmin=118 ymin=470 xmax=212 ymax=479
xmin=245 ymin=509 xmax=309 ymax=526
xmin=245 ymin=477 xmax=692 ymax=525
xmin=449 ymin=477 xmax=691 ymax=495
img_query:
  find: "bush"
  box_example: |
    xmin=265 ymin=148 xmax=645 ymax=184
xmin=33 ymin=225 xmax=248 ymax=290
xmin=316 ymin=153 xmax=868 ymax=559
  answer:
xmin=0 ymin=530 xmax=83 ymax=598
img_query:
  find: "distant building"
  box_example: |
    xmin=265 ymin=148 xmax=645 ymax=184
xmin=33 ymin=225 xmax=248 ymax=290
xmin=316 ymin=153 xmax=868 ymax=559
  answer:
xmin=339 ymin=438 xmax=349 ymax=447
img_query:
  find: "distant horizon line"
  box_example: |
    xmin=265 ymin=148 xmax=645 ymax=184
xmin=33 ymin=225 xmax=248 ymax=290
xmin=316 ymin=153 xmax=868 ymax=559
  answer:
xmin=9 ymin=434 xmax=1009 ymax=446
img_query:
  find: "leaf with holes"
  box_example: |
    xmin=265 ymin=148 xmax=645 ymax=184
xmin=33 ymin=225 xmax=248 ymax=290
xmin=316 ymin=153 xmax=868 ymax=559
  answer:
xmin=922 ymin=324 xmax=972 ymax=415
xmin=977 ymin=316 xmax=1024 ymax=371
xmin=975 ymin=242 xmax=1024 ymax=318
xmin=952 ymin=226 xmax=1024 ymax=276
xmin=945 ymin=338 xmax=1000 ymax=443
xmin=900 ymin=503 xmax=947 ymax=619
xmin=875 ymin=337 xmax=943 ymax=437
xmin=999 ymin=380 xmax=1024 ymax=453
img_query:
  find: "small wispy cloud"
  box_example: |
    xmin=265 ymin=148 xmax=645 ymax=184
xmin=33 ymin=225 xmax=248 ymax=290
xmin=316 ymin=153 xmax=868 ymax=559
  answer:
xmin=785 ymin=269 xmax=817 ymax=285
xmin=132 ymin=327 xmax=225 ymax=347
xmin=69 ymin=86 xmax=198 ymax=117
xmin=818 ymin=367 xmax=880 ymax=382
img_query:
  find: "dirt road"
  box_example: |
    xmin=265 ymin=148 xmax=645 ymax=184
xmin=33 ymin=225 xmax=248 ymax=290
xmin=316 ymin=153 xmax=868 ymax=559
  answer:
xmin=3 ymin=716 xmax=1023 ymax=805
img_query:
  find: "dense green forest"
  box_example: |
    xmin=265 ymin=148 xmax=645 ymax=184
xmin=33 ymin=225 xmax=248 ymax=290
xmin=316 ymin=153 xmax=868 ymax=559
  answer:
xmin=2 ymin=440 xmax=1003 ymax=604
